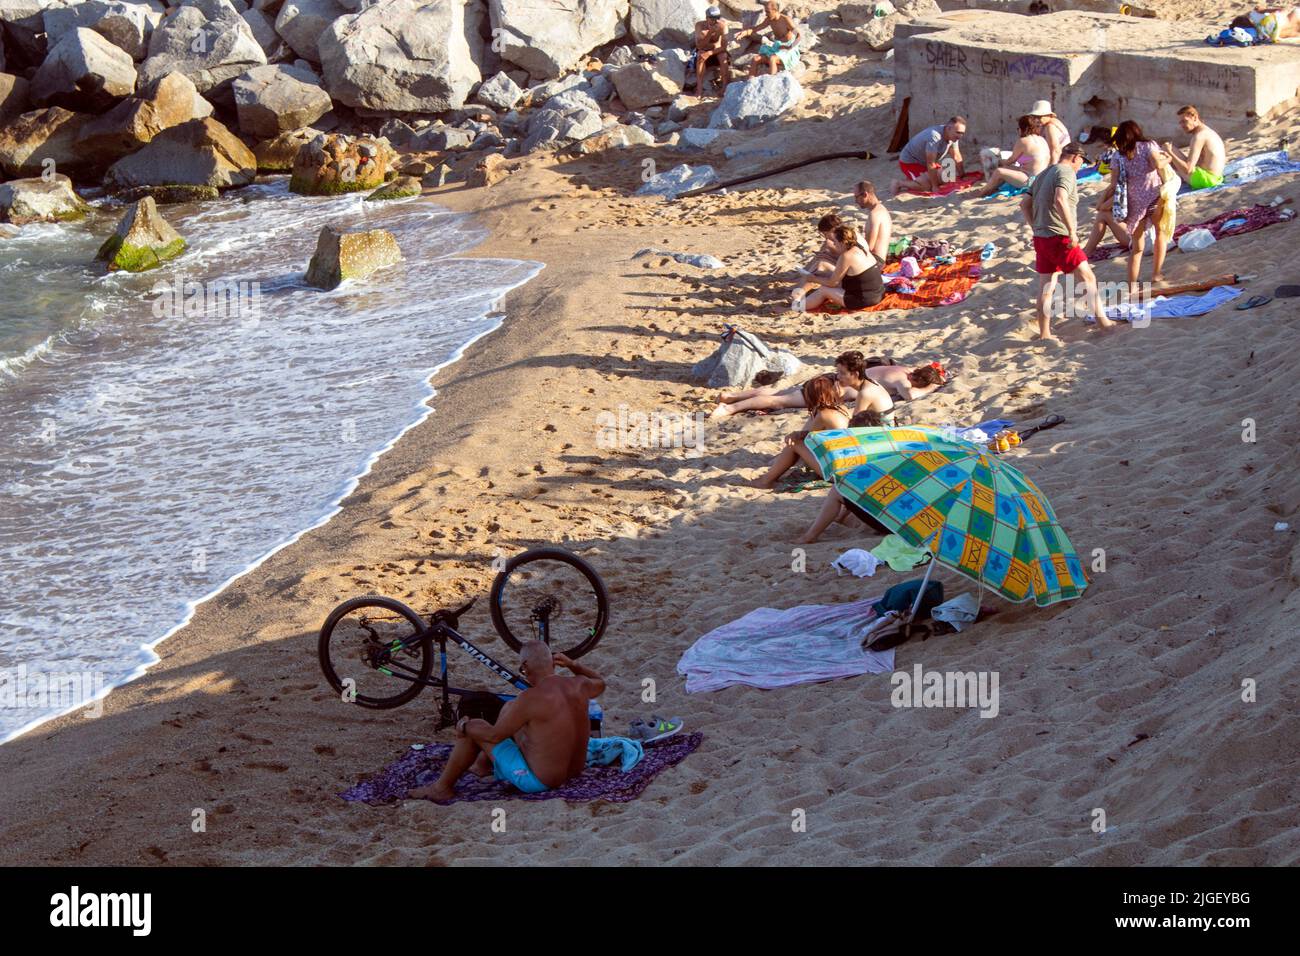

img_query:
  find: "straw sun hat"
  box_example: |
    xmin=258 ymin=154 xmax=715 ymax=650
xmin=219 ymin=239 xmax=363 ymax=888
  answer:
xmin=1027 ymin=100 xmax=1055 ymax=117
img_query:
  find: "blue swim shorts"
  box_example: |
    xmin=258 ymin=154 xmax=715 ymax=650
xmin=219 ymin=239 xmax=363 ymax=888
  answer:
xmin=491 ymin=738 xmax=550 ymax=793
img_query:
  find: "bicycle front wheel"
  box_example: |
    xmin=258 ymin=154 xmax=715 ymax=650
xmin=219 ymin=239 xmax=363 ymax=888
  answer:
xmin=318 ymin=596 xmax=432 ymax=709
xmin=489 ymin=548 xmax=608 ymax=659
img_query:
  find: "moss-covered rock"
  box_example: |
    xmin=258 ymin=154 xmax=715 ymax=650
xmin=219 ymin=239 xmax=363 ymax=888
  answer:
xmin=114 ymin=184 xmax=220 ymax=204
xmin=0 ymin=174 xmax=90 ymax=224
xmin=289 ymin=132 xmax=392 ymax=196
xmin=96 ymin=196 xmax=186 ymax=272
xmin=366 ymin=176 xmax=422 ymax=201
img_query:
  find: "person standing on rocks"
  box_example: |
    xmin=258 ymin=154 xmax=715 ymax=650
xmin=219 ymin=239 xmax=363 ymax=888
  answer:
xmin=693 ymin=7 xmax=732 ymax=96
xmin=735 ymin=1 xmax=803 ymax=77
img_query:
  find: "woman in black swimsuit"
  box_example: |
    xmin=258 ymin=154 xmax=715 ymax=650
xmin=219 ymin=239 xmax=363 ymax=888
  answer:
xmin=800 ymin=225 xmax=885 ymax=312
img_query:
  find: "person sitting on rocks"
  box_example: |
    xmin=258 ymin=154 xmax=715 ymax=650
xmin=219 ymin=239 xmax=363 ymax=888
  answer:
xmin=1162 ymin=105 xmax=1227 ymax=190
xmin=735 ymin=1 xmax=802 ymax=77
xmin=975 ymin=115 xmax=1050 ymax=198
xmin=693 ymin=7 xmax=731 ymax=96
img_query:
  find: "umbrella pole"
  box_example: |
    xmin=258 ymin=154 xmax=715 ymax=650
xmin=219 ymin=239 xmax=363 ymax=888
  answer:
xmin=907 ymin=531 xmax=942 ymax=622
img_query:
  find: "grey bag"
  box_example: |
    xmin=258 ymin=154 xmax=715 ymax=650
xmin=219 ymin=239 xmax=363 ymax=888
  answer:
xmin=692 ymin=326 xmax=774 ymax=389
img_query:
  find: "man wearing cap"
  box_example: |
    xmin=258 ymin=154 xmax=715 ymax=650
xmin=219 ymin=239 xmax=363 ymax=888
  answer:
xmin=1162 ymin=105 xmax=1226 ymax=190
xmin=1027 ymin=100 xmax=1071 ymax=164
xmin=693 ymin=7 xmax=731 ymax=96
xmin=1019 ymin=143 xmax=1115 ymax=341
xmin=892 ymin=116 xmax=966 ymax=195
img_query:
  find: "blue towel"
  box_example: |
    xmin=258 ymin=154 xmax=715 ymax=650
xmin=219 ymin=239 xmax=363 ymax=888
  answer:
xmin=587 ymin=736 xmax=644 ymax=772
xmin=1101 ymin=284 xmax=1243 ymax=322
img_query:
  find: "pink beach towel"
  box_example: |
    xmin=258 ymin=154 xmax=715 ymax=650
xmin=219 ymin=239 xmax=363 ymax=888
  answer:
xmin=677 ymin=597 xmax=896 ymax=693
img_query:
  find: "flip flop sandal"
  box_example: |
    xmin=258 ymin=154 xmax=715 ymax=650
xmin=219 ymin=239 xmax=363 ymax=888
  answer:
xmin=1016 ymin=414 xmax=1066 ymax=442
xmin=1235 ymin=294 xmax=1273 ymax=310
xmin=1274 ymin=285 xmax=1300 ymax=298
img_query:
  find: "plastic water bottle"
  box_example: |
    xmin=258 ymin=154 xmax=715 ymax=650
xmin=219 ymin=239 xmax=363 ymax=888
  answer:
xmin=1178 ymin=228 xmax=1216 ymax=253
xmin=980 ymin=242 xmax=996 ymax=261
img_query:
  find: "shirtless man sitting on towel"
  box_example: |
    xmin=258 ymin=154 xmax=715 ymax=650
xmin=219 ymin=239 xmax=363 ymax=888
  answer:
xmin=1162 ymin=105 xmax=1227 ymax=190
xmin=408 ymin=642 xmax=604 ymax=801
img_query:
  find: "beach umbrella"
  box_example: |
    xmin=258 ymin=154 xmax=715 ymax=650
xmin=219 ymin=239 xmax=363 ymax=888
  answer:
xmin=804 ymin=426 xmax=1088 ymax=607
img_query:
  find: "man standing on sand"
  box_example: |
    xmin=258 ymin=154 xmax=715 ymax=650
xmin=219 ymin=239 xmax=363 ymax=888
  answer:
xmin=893 ymin=117 xmax=966 ymax=196
xmin=735 ymin=1 xmax=802 ymax=77
xmin=854 ymin=180 xmax=893 ymax=263
xmin=407 ymin=642 xmax=604 ymax=802
xmin=1163 ymin=105 xmax=1227 ymax=190
xmin=693 ymin=7 xmax=730 ymax=97
xmin=1020 ymin=143 xmax=1115 ymax=342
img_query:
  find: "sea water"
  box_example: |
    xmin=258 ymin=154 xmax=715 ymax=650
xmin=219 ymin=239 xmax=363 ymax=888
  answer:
xmin=0 ymin=181 xmax=541 ymax=742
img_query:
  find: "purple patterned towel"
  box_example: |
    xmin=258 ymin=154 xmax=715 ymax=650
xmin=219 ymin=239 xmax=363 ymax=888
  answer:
xmin=340 ymin=732 xmax=704 ymax=806
xmin=1088 ymin=204 xmax=1288 ymax=262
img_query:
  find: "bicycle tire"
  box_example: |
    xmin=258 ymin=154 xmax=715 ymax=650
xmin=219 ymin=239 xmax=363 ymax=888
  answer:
xmin=318 ymin=595 xmax=432 ymax=709
xmin=489 ymin=548 xmax=609 ymax=659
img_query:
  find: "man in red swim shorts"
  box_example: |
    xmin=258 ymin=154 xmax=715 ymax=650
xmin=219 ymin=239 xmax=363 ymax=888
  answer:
xmin=1020 ymin=143 xmax=1116 ymax=341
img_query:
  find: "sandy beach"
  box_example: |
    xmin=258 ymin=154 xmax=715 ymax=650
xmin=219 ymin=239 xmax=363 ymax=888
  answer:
xmin=2 ymin=6 xmax=1299 ymax=867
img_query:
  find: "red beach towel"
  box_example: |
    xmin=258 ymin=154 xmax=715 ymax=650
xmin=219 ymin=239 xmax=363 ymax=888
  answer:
xmin=810 ymin=251 xmax=982 ymax=313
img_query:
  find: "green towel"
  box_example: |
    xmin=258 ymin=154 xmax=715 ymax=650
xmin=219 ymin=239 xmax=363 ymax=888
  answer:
xmin=869 ymin=535 xmax=932 ymax=572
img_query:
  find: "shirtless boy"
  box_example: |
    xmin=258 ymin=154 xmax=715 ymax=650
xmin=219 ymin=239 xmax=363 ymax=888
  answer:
xmin=1162 ymin=105 xmax=1227 ymax=190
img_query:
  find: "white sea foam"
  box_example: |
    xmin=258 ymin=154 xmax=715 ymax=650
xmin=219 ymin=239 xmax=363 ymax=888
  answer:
xmin=0 ymin=181 xmax=541 ymax=742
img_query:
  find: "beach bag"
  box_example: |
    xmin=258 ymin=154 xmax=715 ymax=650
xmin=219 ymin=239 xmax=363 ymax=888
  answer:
xmin=864 ymin=579 xmax=945 ymax=652
xmin=903 ymin=238 xmax=951 ymax=261
xmin=692 ymin=325 xmax=775 ymax=388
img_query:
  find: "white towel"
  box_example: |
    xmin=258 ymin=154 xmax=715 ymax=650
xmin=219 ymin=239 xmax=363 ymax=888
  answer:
xmin=832 ymin=548 xmax=882 ymax=578
xmin=932 ymin=593 xmax=980 ymax=632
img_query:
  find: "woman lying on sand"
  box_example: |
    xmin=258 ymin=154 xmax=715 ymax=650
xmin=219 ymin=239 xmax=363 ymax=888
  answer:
xmin=865 ymin=362 xmax=948 ymax=401
xmin=711 ymin=351 xmax=896 ymax=422
xmin=748 ymin=375 xmax=849 ymax=489
xmin=796 ymin=225 xmax=885 ymax=312
xmin=797 ymin=410 xmax=895 ymax=544
xmin=975 ymin=115 xmax=1050 ymax=198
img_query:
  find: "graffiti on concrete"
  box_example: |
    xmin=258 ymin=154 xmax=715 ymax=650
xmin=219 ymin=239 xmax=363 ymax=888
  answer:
xmin=1178 ymin=63 xmax=1244 ymax=94
xmin=924 ymin=41 xmax=970 ymax=74
xmin=921 ymin=40 xmax=1069 ymax=86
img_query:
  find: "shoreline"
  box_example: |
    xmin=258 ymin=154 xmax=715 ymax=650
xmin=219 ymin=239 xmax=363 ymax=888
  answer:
xmin=1 ymin=52 xmax=1298 ymax=864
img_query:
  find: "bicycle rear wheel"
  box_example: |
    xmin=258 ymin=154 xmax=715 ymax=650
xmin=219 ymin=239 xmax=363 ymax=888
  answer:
xmin=318 ymin=596 xmax=432 ymax=709
xmin=489 ymin=548 xmax=608 ymax=659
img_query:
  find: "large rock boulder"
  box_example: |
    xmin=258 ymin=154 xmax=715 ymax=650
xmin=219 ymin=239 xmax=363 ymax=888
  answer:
xmin=522 ymin=87 xmax=602 ymax=153
xmin=708 ymin=71 xmax=802 ymax=130
xmin=0 ymin=72 xmax=29 ymax=120
xmin=465 ymin=151 xmax=508 ymax=188
xmin=43 ymin=1 xmax=155 ymax=61
xmin=289 ymin=131 xmax=390 ymax=194
xmin=0 ymin=0 xmax=59 ymax=67
xmin=0 ymin=106 xmax=93 ymax=178
xmin=627 ymin=0 xmax=708 ymax=48
xmin=474 ymin=70 xmax=522 ymax=112
xmin=488 ymin=0 xmax=627 ymax=82
xmin=104 ymin=116 xmax=257 ymax=189
xmin=610 ymin=49 xmax=685 ymax=110
xmin=0 ymin=173 xmax=90 ymax=223
xmin=304 ymin=225 xmax=402 ymax=290
xmin=75 ymin=71 xmax=208 ymax=168
xmin=232 ymin=62 xmax=330 ymax=138
xmin=241 ymin=6 xmax=291 ymax=61
xmin=570 ymin=121 xmax=654 ymax=154
xmin=252 ymin=124 xmax=319 ymax=170
xmin=31 ymin=27 xmax=138 ymax=110
xmin=96 ymin=195 xmax=186 ymax=271
xmin=272 ymin=0 xmax=345 ymax=64
xmin=319 ymin=0 xmax=480 ymax=112
xmin=366 ymin=174 xmax=421 ymax=200
xmin=636 ymin=161 xmax=716 ymax=198
xmin=139 ymin=0 xmax=266 ymax=96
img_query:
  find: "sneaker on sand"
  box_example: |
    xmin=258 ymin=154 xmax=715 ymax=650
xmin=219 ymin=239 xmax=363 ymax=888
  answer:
xmin=627 ymin=716 xmax=684 ymax=744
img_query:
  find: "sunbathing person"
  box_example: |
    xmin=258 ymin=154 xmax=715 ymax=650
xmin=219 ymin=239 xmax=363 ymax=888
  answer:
xmin=712 ymin=350 xmax=872 ymax=419
xmin=834 ymin=349 xmax=897 ymax=425
xmin=1027 ymin=100 xmax=1071 ymax=165
xmin=791 ymin=213 xmax=846 ymax=306
xmin=798 ymin=225 xmax=884 ymax=312
xmin=735 ymin=1 xmax=802 ymax=76
xmin=408 ymin=642 xmax=604 ymax=802
xmin=864 ymin=362 xmax=948 ymax=400
xmin=976 ymin=115 xmax=1049 ymax=197
xmin=692 ymin=7 xmax=730 ymax=96
xmin=797 ymin=409 xmax=895 ymax=544
xmin=1228 ymin=6 xmax=1300 ymax=40
xmin=749 ymin=375 xmax=849 ymax=489
xmin=1162 ymin=105 xmax=1226 ymax=190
